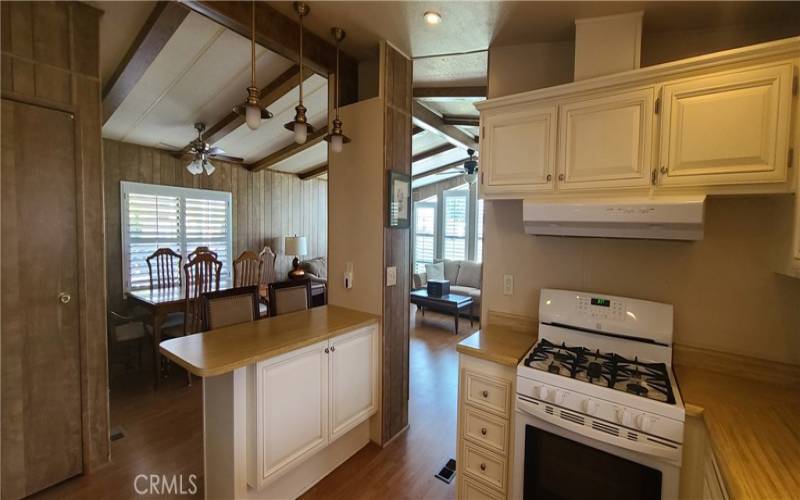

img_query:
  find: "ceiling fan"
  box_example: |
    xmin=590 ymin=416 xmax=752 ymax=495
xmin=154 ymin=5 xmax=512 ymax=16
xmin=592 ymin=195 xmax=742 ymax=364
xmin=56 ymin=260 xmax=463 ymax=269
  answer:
xmin=165 ymin=122 xmax=244 ymax=176
xmin=430 ymin=148 xmax=479 ymax=182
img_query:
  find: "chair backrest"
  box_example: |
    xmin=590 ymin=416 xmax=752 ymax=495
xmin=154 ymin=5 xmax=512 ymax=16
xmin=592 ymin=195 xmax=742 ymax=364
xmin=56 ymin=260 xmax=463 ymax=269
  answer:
xmin=268 ymin=279 xmax=312 ymax=317
xmin=259 ymin=246 xmax=277 ymax=287
xmin=188 ymin=246 xmax=219 ymax=261
xmin=146 ymin=248 xmax=182 ymax=289
xmin=201 ymin=286 xmax=259 ymax=330
xmin=233 ymin=250 xmax=262 ymax=287
xmin=183 ymin=252 xmax=222 ymax=334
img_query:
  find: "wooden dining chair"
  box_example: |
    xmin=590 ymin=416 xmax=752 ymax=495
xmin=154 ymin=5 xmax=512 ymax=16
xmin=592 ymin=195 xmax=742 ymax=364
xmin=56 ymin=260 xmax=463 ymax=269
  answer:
xmin=258 ymin=246 xmax=277 ymax=316
xmin=182 ymin=252 xmax=222 ymax=385
xmin=201 ymin=286 xmax=260 ymax=330
xmin=146 ymin=248 xmax=182 ymax=289
xmin=268 ymin=278 xmax=312 ymax=317
xmin=233 ymin=250 xmax=262 ymax=287
xmin=188 ymin=246 xmax=218 ymax=261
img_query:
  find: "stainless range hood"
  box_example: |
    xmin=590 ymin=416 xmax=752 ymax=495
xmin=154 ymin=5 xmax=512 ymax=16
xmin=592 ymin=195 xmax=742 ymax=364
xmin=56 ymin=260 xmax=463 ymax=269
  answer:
xmin=522 ymin=196 xmax=706 ymax=241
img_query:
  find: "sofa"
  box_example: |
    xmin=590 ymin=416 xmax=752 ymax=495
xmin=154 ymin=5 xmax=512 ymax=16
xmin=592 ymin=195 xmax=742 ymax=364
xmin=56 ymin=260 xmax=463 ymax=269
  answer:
xmin=299 ymin=256 xmax=327 ymax=286
xmin=413 ymin=259 xmax=482 ymax=312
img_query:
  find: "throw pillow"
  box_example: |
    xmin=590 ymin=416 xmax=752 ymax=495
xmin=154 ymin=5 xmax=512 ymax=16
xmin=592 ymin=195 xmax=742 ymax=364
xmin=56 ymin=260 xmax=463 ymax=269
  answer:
xmin=456 ymin=261 xmax=482 ymax=289
xmin=425 ymin=262 xmax=445 ymax=281
xmin=443 ymin=260 xmax=461 ymax=282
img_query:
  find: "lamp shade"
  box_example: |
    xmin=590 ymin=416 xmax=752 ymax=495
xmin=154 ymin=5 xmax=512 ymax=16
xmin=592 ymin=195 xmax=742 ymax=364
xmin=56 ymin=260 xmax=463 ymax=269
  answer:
xmin=284 ymin=236 xmax=307 ymax=257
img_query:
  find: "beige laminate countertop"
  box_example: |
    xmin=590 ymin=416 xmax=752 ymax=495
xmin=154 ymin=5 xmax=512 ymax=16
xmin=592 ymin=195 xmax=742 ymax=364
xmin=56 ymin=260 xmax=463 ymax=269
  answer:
xmin=160 ymin=305 xmax=379 ymax=377
xmin=675 ymin=364 xmax=800 ymax=499
xmin=456 ymin=324 xmax=538 ymax=366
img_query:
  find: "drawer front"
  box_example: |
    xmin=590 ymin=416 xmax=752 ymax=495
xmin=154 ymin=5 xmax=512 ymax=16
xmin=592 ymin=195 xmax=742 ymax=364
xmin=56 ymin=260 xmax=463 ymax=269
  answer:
xmin=463 ymin=405 xmax=508 ymax=455
xmin=462 ymin=440 xmax=508 ymax=492
xmin=464 ymin=370 xmax=511 ymax=417
xmin=459 ymin=475 xmax=506 ymax=500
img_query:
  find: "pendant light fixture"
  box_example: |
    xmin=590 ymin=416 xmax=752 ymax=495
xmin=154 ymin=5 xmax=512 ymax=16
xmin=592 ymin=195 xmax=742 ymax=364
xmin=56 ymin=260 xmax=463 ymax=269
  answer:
xmin=324 ymin=27 xmax=351 ymax=154
xmin=233 ymin=0 xmax=273 ymax=130
xmin=284 ymin=1 xmax=314 ymax=144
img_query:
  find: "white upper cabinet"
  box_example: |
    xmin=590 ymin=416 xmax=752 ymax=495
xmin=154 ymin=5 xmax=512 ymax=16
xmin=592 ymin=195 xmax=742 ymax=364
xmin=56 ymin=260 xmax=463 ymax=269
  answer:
xmin=480 ymin=105 xmax=557 ymax=196
xmin=657 ymin=63 xmax=794 ymax=188
xmin=557 ymin=88 xmax=655 ymax=191
xmin=329 ymin=325 xmax=377 ymax=441
xmin=249 ymin=341 xmax=330 ymax=489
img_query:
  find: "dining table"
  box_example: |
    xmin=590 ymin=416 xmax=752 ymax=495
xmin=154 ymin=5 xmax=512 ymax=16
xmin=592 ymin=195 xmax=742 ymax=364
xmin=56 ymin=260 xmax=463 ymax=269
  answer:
xmin=127 ymin=281 xmax=231 ymax=389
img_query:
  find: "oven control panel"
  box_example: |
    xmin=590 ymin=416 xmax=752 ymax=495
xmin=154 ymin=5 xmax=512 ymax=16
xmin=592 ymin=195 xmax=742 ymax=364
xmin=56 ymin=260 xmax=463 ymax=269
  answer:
xmin=576 ymin=295 xmax=626 ymax=322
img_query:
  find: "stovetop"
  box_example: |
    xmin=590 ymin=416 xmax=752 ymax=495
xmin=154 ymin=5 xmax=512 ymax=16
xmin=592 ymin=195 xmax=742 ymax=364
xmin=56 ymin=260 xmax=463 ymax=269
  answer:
xmin=522 ymin=339 xmax=676 ymax=404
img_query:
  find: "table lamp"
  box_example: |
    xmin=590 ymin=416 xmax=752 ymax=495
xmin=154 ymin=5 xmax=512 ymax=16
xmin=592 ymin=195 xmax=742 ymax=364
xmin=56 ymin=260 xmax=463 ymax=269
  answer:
xmin=285 ymin=235 xmax=308 ymax=279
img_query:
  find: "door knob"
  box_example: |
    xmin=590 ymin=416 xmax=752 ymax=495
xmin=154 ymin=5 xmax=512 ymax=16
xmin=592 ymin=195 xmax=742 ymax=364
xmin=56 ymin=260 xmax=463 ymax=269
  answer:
xmin=558 ymin=173 xmax=565 ymax=181
xmin=546 ymin=174 xmax=552 ymax=181
xmin=58 ymin=292 xmax=71 ymax=304
xmin=660 ymin=166 xmax=668 ymax=174
xmin=330 ymin=345 xmax=335 ymax=352
xmin=481 ymin=390 xmax=489 ymax=398
xmin=480 ymin=427 xmax=487 ymax=436
xmin=479 ymin=463 xmax=487 ymax=471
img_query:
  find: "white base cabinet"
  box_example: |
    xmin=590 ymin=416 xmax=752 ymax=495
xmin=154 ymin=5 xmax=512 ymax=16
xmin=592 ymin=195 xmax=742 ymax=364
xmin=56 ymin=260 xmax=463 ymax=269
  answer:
xmin=247 ymin=325 xmax=378 ymax=490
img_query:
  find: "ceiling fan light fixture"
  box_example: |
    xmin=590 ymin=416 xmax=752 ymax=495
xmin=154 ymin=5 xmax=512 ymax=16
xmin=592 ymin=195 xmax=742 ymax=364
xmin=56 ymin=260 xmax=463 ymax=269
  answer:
xmin=186 ymin=159 xmax=203 ymax=175
xmin=423 ymin=11 xmax=442 ymax=25
xmin=203 ymin=159 xmax=216 ymax=176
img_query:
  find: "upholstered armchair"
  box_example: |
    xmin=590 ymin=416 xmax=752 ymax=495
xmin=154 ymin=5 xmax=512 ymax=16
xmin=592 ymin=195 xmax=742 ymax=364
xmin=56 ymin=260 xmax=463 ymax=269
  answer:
xmin=299 ymin=256 xmax=327 ymax=286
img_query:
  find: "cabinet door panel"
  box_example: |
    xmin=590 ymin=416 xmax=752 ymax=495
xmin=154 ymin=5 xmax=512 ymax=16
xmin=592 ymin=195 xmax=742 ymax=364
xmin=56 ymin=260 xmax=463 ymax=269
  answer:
xmin=558 ymin=88 xmax=654 ymax=191
xmin=255 ymin=341 xmax=329 ymax=486
xmin=482 ymin=106 xmax=557 ymax=195
xmin=330 ymin=326 xmax=377 ymax=441
xmin=659 ymin=64 xmax=792 ymax=187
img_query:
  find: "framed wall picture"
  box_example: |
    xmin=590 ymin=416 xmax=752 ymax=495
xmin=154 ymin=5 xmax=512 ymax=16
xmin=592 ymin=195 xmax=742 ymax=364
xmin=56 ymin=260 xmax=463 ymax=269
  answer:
xmin=387 ymin=170 xmax=411 ymax=228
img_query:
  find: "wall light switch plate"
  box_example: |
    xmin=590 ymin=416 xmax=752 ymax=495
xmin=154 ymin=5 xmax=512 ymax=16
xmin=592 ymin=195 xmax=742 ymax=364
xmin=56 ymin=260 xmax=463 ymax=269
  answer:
xmin=344 ymin=262 xmax=354 ymax=289
xmin=503 ymin=274 xmax=514 ymax=296
xmin=386 ymin=266 xmax=397 ymax=287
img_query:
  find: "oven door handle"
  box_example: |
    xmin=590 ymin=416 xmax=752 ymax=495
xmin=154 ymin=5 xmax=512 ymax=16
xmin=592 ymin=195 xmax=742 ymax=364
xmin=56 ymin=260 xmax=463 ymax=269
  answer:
xmin=517 ymin=399 xmax=680 ymax=461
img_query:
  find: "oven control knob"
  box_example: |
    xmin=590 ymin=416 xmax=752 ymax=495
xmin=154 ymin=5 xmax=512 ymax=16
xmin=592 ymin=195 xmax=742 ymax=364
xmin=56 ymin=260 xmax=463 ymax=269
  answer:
xmin=616 ymin=408 xmax=631 ymax=426
xmin=636 ymin=413 xmax=655 ymax=432
xmin=534 ymin=386 xmax=549 ymax=401
xmin=582 ymin=399 xmax=598 ymax=416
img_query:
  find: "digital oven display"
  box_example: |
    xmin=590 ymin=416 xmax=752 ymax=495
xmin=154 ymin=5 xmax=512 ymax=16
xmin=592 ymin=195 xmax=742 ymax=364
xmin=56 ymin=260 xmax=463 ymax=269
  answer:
xmin=591 ymin=298 xmax=611 ymax=307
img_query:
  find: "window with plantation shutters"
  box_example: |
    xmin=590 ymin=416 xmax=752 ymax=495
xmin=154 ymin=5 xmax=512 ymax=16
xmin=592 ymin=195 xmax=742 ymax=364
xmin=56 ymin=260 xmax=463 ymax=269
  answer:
xmin=413 ymin=196 xmax=436 ymax=274
xmin=443 ymin=186 xmax=468 ymax=261
xmin=121 ymin=181 xmax=232 ymax=292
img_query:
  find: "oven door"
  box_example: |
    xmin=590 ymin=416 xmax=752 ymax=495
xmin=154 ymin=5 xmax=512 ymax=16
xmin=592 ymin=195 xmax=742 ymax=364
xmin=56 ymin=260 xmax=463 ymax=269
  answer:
xmin=513 ymin=397 xmax=680 ymax=500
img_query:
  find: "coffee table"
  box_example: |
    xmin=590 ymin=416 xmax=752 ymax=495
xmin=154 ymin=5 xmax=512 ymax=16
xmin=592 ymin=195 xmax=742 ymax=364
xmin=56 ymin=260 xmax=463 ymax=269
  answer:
xmin=410 ymin=289 xmax=475 ymax=334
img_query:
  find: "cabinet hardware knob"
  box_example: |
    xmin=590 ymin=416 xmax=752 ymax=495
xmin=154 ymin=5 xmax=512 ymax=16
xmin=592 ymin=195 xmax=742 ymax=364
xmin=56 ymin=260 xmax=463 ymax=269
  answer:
xmin=546 ymin=174 xmax=552 ymax=181
xmin=481 ymin=390 xmax=489 ymax=398
xmin=480 ymin=427 xmax=487 ymax=436
xmin=58 ymin=292 xmax=71 ymax=304
xmin=480 ymin=463 xmax=487 ymax=471
xmin=324 ymin=348 xmax=330 ymax=354
xmin=660 ymin=166 xmax=668 ymax=174
xmin=330 ymin=346 xmax=335 ymax=352
xmin=558 ymin=173 xmax=565 ymax=181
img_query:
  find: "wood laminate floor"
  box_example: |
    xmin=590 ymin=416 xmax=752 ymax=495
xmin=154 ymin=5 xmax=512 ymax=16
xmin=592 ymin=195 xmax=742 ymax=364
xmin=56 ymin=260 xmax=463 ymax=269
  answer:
xmin=34 ymin=305 xmax=476 ymax=499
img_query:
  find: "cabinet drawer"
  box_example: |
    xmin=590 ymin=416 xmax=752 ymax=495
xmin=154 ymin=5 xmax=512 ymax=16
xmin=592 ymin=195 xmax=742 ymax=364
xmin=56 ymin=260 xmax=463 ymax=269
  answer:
xmin=463 ymin=405 xmax=508 ymax=455
xmin=464 ymin=370 xmax=511 ymax=418
xmin=459 ymin=475 xmax=506 ymax=500
xmin=462 ymin=440 xmax=508 ymax=493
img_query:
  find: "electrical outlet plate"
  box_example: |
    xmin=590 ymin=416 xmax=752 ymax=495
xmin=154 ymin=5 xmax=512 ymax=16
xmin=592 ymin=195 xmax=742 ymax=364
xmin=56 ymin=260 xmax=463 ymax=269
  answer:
xmin=503 ymin=274 xmax=513 ymax=296
xmin=386 ymin=266 xmax=397 ymax=287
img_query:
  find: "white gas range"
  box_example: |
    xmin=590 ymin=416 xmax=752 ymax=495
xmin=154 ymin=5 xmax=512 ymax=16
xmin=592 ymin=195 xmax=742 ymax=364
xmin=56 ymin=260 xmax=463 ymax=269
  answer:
xmin=512 ymin=289 xmax=685 ymax=500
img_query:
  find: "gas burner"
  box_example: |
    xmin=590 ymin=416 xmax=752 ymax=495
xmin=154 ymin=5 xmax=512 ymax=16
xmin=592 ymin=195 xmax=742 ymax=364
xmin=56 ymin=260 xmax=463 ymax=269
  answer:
xmin=526 ymin=340 xmax=676 ymax=404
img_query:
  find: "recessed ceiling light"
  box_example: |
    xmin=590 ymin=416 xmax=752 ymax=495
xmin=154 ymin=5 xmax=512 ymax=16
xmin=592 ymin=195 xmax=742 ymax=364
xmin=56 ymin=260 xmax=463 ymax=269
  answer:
xmin=423 ymin=11 xmax=442 ymax=25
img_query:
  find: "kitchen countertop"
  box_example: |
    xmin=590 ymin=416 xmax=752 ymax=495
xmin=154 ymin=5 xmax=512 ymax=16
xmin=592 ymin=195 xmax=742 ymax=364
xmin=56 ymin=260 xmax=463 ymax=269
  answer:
xmin=160 ymin=305 xmax=379 ymax=377
xmin=457 ymin=324 xmax=538 ymax=366
xmin=674 ymin=364 xmax=800 ymax=499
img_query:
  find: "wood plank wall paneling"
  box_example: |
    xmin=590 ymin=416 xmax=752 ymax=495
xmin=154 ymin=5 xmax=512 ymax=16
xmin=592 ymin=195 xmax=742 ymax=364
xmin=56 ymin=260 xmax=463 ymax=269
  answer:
xmin=381 ymin=43 xmax=413 ymax=442
xmin=103 ymin=139 xmax=328 ymax=311
xmin=1 ymin=0 xmax=109 ymax=479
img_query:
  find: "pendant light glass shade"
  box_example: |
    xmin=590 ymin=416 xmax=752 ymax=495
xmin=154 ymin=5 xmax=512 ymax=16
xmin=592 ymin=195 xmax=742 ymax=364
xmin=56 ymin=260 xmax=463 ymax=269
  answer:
xmin=284 ymin=2 xmax=313 ymax=144
xmin=203 ymin=159 xmax=215 ymax=176
xmin=234 ymin=1 xmax=272 ymax=129
xmin=324 ymin=27 xmax=351 ymax=153
xmin=187 ymin=159 xmax=203 ymax=175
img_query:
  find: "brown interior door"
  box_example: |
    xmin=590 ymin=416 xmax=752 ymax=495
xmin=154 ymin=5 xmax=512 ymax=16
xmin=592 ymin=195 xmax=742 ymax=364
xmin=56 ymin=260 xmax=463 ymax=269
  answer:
xmin=1 ymin=99 xmax=83 ymax=499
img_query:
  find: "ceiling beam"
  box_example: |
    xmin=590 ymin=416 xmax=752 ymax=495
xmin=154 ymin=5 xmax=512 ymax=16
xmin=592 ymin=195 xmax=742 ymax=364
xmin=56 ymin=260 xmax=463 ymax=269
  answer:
xmin=203 ymin=65 xmax=304 ymax=146
xmin=247 ymin=128 xmax=327 ymax=172
xmin=185 ymin=1 xmax=358 ymax=104
xmin=102 ymin=1 xmax=190 ymax=123
xmin=412 ymin=144 xmax=456 ymax=163
xmin=298 ymin=164 xmax=328 ymax=180
xmin=442 ymin=115 xmax=480 ymax=127
xmin=412 ymin=125 xmax=425 ymax=136
xmin=412 ymin=158 xmax=469 ymax=180
xmin=413 ymin=86 xmax=487 ymax=99
xmin=412 ymin=101 xmax=478 ymax=151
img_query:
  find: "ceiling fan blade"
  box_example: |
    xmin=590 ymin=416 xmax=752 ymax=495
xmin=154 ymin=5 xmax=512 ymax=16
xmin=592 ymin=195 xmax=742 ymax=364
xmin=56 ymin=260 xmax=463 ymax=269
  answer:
xmin=211 ymin=154 xmax=244 ymax=163
xmin=207 ymin=146 xmax=226 ymax=156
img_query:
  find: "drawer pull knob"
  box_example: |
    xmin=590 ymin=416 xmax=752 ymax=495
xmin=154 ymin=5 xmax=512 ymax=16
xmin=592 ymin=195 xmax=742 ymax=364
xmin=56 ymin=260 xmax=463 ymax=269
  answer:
xmin=481 ymin=390 xmax=489 ymax=398
xmin=480 ymin=427 xmax=487 ymax=436
xmin=480 ymin=463 xmax=487 ymax=471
